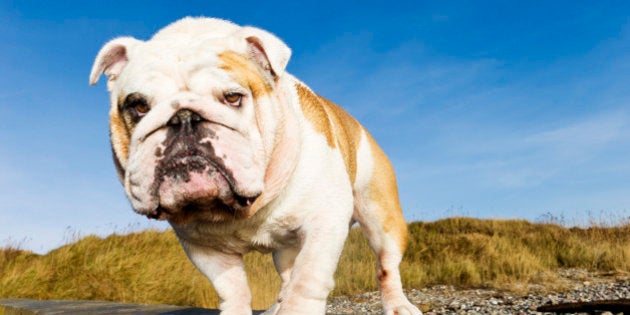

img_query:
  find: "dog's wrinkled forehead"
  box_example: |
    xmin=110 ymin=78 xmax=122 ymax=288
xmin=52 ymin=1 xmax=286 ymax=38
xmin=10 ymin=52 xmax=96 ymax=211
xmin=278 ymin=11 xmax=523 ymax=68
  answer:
xmin=115 ymin=33 xmax=246 ymax=93
xmin=89 ymin=17 xmax=291 ymax=91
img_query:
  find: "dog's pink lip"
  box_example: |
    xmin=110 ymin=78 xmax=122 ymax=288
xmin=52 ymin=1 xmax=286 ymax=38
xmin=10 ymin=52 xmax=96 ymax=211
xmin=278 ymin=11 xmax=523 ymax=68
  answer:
xmin=158 ymin=152 xmax=259 ymax=204
xmin=159 ymin=151 xmax=239 ymax=190
xmin=150 ymin=161 xmax=253 ymax=218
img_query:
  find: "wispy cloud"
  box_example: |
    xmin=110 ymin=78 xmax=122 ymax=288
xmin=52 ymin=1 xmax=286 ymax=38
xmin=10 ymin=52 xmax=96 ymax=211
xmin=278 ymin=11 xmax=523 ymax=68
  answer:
xmin=491 ymin=110 xmax=629 ymax=188
xmin=525 ymin=110 xmax=629 ymax=161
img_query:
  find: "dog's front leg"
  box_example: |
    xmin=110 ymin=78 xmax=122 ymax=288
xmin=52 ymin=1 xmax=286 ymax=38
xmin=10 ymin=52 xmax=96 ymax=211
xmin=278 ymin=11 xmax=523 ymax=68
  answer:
xmin=180 ymin=240 xmax=252 ymax=315
xmin=272 ymin=220 xmax=350 ymax=315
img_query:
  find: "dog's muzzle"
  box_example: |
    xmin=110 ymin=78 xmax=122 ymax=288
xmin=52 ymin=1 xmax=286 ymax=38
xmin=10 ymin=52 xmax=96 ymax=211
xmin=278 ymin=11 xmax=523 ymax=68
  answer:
xmin=148 ymin=108 xmax=259 ymax=223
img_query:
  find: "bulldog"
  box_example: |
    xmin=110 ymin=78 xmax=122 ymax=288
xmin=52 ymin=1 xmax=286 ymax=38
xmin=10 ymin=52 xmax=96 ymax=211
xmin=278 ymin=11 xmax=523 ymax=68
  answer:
xmin=90 ymin=17 xmax=421 ymax=315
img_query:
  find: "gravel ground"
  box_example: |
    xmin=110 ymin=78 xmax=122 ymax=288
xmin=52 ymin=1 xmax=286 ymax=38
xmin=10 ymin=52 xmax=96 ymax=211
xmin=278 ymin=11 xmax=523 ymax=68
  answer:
xmin=326 ymin=269 xmax=630 ymax=314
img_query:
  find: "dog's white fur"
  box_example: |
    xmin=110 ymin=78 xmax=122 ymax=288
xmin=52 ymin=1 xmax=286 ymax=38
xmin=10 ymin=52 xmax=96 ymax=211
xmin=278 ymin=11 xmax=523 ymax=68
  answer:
xmin=90 ymin=17 xmax=421 ymax=315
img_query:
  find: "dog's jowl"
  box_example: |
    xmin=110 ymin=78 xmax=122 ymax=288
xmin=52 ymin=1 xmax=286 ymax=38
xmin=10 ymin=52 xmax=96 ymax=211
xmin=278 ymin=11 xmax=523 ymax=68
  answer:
xmin=90 ymin=17 xmax=421 ymax=315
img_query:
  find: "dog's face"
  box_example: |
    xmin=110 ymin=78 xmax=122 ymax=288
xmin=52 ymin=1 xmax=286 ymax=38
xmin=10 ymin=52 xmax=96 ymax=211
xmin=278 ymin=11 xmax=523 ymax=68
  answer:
xmin=90 ymin=18 xmax=292 ymax=224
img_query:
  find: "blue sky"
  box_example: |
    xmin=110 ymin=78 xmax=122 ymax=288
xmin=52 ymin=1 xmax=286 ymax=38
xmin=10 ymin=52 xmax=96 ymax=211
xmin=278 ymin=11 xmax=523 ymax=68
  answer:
xmin=1 ymin=1 xmax=629 ymax=253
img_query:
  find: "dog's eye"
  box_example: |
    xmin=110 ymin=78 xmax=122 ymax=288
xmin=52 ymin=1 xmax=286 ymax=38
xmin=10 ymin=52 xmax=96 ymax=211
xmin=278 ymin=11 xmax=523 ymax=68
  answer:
xmin=122 ymin=93 xmax=151 ymax=120
xmin=127 ymin=99 xmax=150 ymax=118
xmin=224 ymin=92 xmax=243 ymax=107
xmin=133 ymin=102 xmax=150 ymax=115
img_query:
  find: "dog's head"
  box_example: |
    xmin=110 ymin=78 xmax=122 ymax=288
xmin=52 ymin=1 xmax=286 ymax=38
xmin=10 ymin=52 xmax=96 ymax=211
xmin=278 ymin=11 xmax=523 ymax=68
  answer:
xmin=90 ymin=18 xmax=294 ymax=224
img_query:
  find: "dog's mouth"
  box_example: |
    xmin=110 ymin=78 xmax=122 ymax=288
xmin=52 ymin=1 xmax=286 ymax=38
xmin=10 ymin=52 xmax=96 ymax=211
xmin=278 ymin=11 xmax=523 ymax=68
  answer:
xmin=148 ymin=150 xmax=259 ymax=224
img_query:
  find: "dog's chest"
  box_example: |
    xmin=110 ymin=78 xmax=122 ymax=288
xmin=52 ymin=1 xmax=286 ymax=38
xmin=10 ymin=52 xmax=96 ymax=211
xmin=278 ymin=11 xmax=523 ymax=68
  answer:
xmin=243 ymin=220 xmax=301 ymax=253
xmin=173 ymin=212 xmax=301 ymax=254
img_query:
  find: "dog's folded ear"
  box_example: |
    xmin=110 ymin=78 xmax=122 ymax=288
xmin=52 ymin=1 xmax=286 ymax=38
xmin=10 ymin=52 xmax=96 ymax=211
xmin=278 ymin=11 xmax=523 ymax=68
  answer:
xmin=236 ymin=27 xmax=292 ymax=79
xmin=89 ymin=37 xmax=142 ymax=86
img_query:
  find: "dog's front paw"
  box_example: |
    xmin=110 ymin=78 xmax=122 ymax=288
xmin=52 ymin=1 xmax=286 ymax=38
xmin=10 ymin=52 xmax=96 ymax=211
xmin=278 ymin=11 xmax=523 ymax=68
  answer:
xmin=262 ymin=296 xmax=325 ymax=315
xmin=385 ymin=302 xmax=423 ymax=315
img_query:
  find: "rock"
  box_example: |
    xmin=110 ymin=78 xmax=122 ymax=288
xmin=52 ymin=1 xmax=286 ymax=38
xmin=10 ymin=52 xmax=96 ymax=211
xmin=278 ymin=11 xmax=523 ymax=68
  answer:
xmin=324 ymin=268 xmax=630 ymax=314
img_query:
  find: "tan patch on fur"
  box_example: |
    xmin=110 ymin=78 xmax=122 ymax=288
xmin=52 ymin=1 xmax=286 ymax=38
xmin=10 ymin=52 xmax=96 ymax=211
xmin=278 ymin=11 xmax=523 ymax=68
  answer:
xmin=295 ymin=84 xmax=334 ymax=146
xmin=366 ymin=132 xmax=408 ymax=252
xmin=110 ymin=109 xmax=130 ymax=163
xmin=218 ymin=51 xmax=273 ymax=97
xmin=296 ymin=83 xmax=361 ymax=183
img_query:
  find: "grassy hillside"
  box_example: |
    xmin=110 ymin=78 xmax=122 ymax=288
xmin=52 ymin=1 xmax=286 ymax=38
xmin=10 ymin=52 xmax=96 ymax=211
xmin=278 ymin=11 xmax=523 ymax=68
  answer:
xmin=1 ymin=218 xmax=629 ymax=309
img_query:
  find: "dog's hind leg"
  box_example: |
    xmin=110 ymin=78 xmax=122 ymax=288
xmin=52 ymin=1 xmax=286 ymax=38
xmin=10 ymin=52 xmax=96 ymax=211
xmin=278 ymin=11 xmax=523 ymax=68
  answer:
xmin=353 ymin=132 xmax=422 ymax=315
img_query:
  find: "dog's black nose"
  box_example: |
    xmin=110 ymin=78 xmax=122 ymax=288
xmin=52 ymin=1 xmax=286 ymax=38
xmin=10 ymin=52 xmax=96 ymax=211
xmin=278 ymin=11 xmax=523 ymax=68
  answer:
xmin=168 ymin=109 xmax=203 ymax=126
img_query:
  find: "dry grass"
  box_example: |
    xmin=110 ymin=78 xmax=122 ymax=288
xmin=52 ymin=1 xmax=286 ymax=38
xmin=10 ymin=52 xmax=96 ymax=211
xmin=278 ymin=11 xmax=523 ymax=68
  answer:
xmin=1 ymin=217 xmax=629 ymax=309
xmin=400 ymin=218 xmax=629 ymax=292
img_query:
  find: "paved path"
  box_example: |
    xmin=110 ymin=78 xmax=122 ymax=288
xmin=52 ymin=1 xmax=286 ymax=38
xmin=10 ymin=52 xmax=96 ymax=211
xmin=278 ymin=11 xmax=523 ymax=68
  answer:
xmin=0 ymin=299 xmax=265 ymax=315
